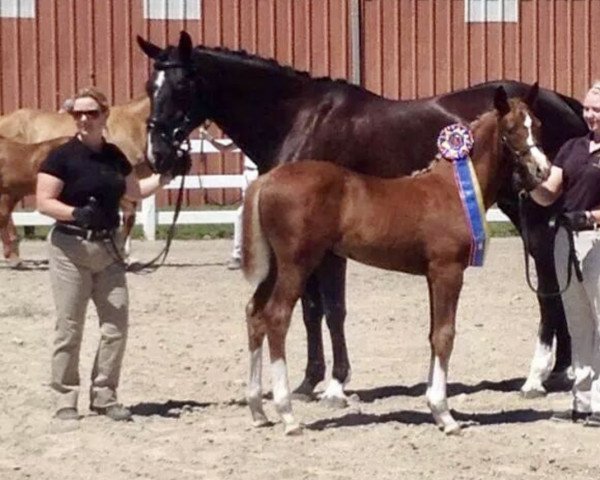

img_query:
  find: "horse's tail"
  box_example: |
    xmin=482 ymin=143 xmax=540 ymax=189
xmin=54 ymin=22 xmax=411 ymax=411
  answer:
xmin=242 ymin=179 xmax=270 ymax=286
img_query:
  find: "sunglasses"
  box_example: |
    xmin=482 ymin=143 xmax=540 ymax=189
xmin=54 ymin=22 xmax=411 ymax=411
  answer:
xmin=71 ymin=109 xmax=102 ymax=119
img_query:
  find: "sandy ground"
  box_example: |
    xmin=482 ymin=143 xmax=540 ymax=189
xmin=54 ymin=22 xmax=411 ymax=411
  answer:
xmin=0 ymin=238 xmax=599 ymax=480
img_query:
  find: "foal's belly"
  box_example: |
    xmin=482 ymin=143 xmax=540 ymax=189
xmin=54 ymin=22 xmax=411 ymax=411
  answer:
xmin=335 ymin=241 xmax=428 ymax=275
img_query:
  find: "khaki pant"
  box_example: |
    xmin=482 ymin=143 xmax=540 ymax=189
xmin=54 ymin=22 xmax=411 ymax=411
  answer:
xmin=48 ymin=228 xmax=128 ymax=411
xmin=555 ymin=227 xmax=600 ymax=413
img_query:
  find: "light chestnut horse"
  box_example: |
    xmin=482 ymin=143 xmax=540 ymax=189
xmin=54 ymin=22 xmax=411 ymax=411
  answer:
xmin=0 ymin=137 xmax=72 ymax=247
xmin=0 ymin=97 xmax=151 ymax=265
xmin=241 ymin=87 xmax=551 ymax=435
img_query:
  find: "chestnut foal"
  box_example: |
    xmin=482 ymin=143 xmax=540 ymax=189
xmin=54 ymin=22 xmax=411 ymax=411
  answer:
xmin=241 ymin=86 xmax=551 ymax=435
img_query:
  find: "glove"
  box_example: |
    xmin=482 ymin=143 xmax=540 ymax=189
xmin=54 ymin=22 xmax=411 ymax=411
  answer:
xmin=561 ymin=210 xmax=595 ymax=231
xmin=72 ymin=197 xmax=103 ymax=229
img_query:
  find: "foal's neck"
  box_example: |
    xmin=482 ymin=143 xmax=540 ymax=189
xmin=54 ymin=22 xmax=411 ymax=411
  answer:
xmin=469 ymin=112 xmax=503 ymax=209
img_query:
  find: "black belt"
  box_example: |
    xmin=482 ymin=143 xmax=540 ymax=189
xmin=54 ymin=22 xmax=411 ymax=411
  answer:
xmin=55 ymin=223 xmax=116 ymax=241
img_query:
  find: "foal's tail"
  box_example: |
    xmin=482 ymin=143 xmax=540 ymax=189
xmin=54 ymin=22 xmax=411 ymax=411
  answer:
xmin=242 ymin=180 xmax=270 ymax=286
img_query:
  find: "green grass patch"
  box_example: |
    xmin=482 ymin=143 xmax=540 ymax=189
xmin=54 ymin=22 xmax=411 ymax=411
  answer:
xmin=488 ymin=222 xmax=518 ymax=237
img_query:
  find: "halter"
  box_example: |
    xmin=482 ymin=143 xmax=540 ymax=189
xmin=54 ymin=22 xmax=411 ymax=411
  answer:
xmin=501 ymin=135 xmax=541 ymax=162
xmin=147 ymin=59 xmax=198 ymax=157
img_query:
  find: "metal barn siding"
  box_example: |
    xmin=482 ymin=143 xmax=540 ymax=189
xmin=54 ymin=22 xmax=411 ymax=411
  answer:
xmin=1 ymin=0 xmax=350 ymax=208
xmin=360 ymin=0 xmax=600 ymax=101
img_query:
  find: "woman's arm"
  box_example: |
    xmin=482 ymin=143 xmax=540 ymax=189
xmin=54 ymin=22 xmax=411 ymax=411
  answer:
xmin=529 ymin=166 xmax=564 ymax=206
xmin=123 ymin=172 xmax=172 ymax=201
xmin=36 ymin=173 xmax=76 ymax=221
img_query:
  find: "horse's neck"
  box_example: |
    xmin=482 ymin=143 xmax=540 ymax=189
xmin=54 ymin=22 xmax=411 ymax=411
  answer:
xmin=469 ymin=114 xmax=504 ymax=209
xmin=200 ymin=53 xmax=309 ymax=168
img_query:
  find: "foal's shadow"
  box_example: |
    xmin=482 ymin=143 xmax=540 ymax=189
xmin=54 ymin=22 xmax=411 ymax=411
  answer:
xmin=306 ymin=408 xmax=553 ymax=431
xmin=129 ymin=399 xmax=214 ymax=418
xmin=348 ymin=377 xmax=526 ymax=403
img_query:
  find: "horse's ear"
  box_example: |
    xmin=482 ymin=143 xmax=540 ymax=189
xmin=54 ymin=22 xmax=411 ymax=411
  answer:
xmin=178 ymin=31 xmax=193 ymax=62
xmin=525 ymin=81 xmax=540 ymax=107
xmin=137 ymin=35 xmax=162 ymax=60
xmin=494 ymin=86 xmax=510 ymax=117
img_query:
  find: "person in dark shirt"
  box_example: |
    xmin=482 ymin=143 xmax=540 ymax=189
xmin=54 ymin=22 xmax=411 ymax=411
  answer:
xmin=531 ymin=81 xmax=600 ymax=427
xmin=36 ymin=87 xmax=171 ymax=422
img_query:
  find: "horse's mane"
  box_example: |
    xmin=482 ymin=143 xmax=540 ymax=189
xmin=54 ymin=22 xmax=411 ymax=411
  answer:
xmin=189 ymin=45 xmax=366 ymax=92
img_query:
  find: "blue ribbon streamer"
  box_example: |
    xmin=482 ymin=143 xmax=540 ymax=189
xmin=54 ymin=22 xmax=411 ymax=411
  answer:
xmin=453 ymin=156 xmax=488 ymax=266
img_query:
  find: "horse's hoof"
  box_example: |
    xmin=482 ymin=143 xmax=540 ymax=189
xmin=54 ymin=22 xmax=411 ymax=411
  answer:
xmin=444 ymin=423 xmax=462 ymax=435
xmin=543 ymin=371 xmax=574 ymax=392
xmin=284 ymin=423 xmax=303 ymax=436
xmin=292 ymin=379 xmax=317 ymax=400
xmin=519 ymin=387 xmax=546 ymax=399
xmin=319 ymin=394 xmax=349 ymax=409
xmin=291 ymin=391 xmax=316 ymax=402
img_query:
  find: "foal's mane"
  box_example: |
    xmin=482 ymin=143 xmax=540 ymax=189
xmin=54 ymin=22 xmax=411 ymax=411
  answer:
xmin=410 ymin=108 xmax=503 ymax=178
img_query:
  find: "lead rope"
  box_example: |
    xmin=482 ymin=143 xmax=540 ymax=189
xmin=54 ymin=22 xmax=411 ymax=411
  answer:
xmin=103 ymin=171 xmax=187 ymax=274
xmin=518 ymin=192 xmax=582 ymax=297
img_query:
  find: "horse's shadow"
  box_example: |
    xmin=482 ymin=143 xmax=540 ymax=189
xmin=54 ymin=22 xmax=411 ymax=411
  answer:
xmin=129 ymin=399 xmax=215 ymax=418
xmin=348 ymin=377 xmax=526 ymax=403
xmin=306 ymin=408 xmax=553 ymax=431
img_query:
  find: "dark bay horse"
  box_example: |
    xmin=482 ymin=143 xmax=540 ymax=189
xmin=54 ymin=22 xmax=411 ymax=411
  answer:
xmin=0 ymin=97 xmax=152 ymax=265
xmin=137 ymin=31 xmax=586 ymax=403
xmin=242 ymin=88 xmax=550 ymax=435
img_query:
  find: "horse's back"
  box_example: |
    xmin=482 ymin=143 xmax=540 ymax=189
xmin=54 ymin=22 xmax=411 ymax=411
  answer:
xmin=0 ymin=109 xmax=38 ymax=141
xmin=0 ymin=136 xmax=71 ymax=193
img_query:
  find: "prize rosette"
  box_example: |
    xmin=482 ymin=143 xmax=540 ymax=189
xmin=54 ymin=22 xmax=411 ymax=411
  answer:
xmin=437 ymin=123 xmax=474 ymax=161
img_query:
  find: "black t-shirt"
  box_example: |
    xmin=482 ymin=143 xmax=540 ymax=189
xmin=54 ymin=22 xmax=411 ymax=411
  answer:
xmin=39 ymin=136 xmax=132 ymax=229
xmin=553 ymin=133 xmax=600 ymax=212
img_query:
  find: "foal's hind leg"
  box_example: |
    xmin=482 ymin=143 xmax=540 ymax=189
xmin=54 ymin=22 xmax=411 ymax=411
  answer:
xmin=246 ymin=279 xmax=274 ymax=428
xmin=264 ymin=270 xmax=306 ymax=435
xmin=425 ymin=263 xmax=464 ymax=435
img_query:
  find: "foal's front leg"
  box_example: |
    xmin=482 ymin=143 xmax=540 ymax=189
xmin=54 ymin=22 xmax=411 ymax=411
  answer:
xmin=425 ymin=263 xmax=464 ymax=435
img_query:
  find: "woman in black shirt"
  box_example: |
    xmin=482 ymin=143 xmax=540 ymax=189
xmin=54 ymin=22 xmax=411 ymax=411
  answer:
xmin=36 ymin=87 xmax=170 ymax=421
xmin=531 ymin=81 xmax=600 ymax=427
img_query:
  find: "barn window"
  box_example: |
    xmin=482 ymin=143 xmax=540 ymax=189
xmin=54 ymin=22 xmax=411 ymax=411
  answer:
xmin=143 ymin=0 xmax=201 ymax=20
xmin=465 ymin=0 xmax=518 ymax=23
xmin=0 ymin=0 xmax=35 ymax=18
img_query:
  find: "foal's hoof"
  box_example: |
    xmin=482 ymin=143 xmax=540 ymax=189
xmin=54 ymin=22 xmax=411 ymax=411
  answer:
xmin=319 ymin=394 xmax=349 ymax=409
xmin=284 ymin=423 xmax=304 ymax=436
xmin=252 ymin=418 xmax=273 ymax=428
xmin=520 ymin=387 xmax=546 ymax=399
xmin=443 ymin=423 xmax=462 ymax=436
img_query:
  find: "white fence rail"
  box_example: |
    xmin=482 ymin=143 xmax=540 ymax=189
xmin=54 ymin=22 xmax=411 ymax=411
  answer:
xmin=13 ymin=139 xmax=510 ymax=238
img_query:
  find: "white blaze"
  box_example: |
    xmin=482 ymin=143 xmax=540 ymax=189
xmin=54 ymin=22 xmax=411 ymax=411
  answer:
xmin=147 ymin=71 xmax=166 ymax=165
xmin=524 ymin=113 xmax=550 ymax=174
